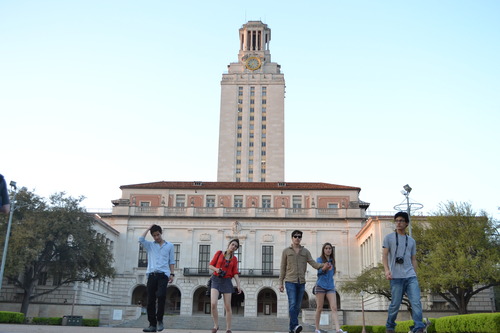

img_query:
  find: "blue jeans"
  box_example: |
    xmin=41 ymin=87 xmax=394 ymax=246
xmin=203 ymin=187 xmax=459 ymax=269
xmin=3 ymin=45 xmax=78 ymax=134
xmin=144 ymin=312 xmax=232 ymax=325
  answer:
xmin=285 ymin=282 xmax=305 ymax=332
xmin=386 ymin=276 xmax=425 ymax=332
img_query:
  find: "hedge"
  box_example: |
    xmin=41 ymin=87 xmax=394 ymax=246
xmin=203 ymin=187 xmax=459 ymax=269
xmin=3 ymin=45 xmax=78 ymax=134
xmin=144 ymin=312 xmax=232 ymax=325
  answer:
xmin=342 ymin=313 xmax=500 ymax=333
xmin=82 ymin=318 xmax=99 ymax=326
xmin=31 ymin=317 xmax=63 ymax=325
xmin=0 ymin=311 xmax=25 ymax=323
xmin=435 ymin=313 xmax=500 ymax=333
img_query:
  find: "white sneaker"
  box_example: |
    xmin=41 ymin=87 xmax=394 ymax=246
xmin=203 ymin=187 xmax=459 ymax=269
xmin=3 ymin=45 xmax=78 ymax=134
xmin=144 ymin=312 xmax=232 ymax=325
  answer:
xmin=337 ymin=330 xmax=347 ymax=333
xmin=315 ymin=330 xmax=321 ymax=333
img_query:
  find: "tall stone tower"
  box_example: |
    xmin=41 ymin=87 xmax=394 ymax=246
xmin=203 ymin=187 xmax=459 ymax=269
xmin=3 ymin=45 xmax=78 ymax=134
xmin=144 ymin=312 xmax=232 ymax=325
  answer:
xmin=217 ymin=21 xmax=285 ymax=182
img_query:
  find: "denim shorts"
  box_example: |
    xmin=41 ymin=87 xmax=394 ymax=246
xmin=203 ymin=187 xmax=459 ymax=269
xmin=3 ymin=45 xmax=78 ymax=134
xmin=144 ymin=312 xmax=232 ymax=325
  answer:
xmin=210 ymin=275 xmax=234 ymax=294
xmin=315 ymin=285 xmax=335 ymax=294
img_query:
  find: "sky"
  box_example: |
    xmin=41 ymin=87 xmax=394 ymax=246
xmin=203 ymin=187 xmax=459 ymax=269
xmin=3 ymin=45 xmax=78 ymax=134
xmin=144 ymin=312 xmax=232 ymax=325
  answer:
xmin=1 ymin=1 xmax=499 ymax=219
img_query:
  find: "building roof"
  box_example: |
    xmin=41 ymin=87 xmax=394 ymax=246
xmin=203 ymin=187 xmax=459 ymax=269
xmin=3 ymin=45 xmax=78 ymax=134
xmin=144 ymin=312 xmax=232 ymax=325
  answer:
xmin=120 ymin=181 xmax=361 ymax=191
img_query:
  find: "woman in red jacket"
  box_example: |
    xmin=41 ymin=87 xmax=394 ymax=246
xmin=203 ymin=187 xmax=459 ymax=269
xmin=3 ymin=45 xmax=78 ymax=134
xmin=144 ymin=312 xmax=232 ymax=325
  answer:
xmin=208 ymin=239 xmax=242 ymax=333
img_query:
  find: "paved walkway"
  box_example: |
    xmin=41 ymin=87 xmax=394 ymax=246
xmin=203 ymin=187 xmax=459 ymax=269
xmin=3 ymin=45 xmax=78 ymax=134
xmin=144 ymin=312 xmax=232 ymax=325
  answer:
xmin=0 ymin=325 xmax=289 ymax=333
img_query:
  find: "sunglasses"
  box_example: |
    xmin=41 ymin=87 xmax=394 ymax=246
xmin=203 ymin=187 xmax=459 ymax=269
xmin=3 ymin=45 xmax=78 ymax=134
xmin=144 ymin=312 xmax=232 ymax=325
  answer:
xmin=293 ymin=235 xmax=302 ymax=239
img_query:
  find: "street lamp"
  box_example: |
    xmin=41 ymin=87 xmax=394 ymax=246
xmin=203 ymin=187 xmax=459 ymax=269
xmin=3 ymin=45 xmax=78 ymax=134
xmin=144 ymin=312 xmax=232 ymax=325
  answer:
xmin=402 ymin=184 xmax=412 ymax=236
xmin=393 ymin=184 xmax=423 ymax=237
xmin=360 ymin=291 xmax=366 ymax=333
xmin=0 ymin=181 xmax=19 ymax=291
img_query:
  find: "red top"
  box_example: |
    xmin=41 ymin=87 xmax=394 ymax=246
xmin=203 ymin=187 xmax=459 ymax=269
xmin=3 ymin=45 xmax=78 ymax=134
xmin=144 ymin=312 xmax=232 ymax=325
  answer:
xmin=210 ymin=250 xmax=239 ymax=278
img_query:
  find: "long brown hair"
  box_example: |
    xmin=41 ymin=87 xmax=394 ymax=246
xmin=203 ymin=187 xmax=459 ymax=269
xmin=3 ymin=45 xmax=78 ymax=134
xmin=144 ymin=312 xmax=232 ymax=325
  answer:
xmin=320 ymin=242 xmax=335 ymax=269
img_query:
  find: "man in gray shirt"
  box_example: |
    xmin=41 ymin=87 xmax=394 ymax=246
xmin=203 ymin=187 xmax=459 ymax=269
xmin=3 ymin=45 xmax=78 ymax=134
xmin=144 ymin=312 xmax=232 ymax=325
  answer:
xmin=382 ymin=212 xmax=425 ymax=333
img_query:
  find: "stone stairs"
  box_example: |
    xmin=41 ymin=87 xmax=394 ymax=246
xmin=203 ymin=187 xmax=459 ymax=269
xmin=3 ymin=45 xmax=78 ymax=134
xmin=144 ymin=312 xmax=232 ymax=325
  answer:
xmin=117 ymin=314 xmax=304 ymax=332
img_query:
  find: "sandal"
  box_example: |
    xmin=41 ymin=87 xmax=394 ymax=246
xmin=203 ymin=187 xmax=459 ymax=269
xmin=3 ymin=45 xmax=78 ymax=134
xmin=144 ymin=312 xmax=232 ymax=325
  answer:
xmin=226 ymin=330 xmax=232 ymax=333
xmin=211 ymin=326 xmax=219 ymax=333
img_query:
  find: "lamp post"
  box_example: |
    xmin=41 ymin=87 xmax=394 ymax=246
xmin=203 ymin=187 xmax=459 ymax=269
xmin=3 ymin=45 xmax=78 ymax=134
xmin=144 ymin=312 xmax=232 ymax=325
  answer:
xmin=403 ymin=184 xmax=412 ymax=236
xmin=0 ymin=181 xmax=19 ymax=291
xmin=360 ymin=291 xmax=366 ymax=333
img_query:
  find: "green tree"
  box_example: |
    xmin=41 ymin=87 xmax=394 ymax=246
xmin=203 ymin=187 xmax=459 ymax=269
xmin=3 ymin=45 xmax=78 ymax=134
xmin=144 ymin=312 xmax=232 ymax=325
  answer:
xmin=412 ymin=201 xmax=500 ymax=314
xmin=340 ymin=263 xmax=413 ymax=312
xmin=0 ymin=189 xmax=115 ymax=315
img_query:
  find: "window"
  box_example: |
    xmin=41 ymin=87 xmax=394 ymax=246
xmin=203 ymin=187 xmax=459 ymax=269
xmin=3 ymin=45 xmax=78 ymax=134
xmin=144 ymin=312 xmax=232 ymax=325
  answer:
xmin=207 ymin=195 xmax=216 ymax=207
xmin=238 ymin=115 xmax=242 ymax=121
xmin=234 ymin=195 xmax=243 ymax=207
xmin=261 ymin=177 xmax=266 ymax=182
xmin=250 ymin=99 xmax=255 ymax=104
xmin=262 ymin=116 xmax=266 ymax=121
xmin=249 ymin=142 xmax=254 ymax=147
xmin=250 ymin=87 xmax=255 ymax=96
xmin=235 ymin=245 xmax=243 ymax=267
xmin=238 ymin=99 xmax=243 ymax=104
xmin=38 ymin=272 xmax=48 ymax=286
xmin=261 ymin=142 xmax=266 ymax=146
xmin=175 ymin=195 xmax=185 ymax=207
xmin=292 ymin=195 xmax=302 ymax=208
xmin=262 ymin=87 xmax=267 ymax=96
xmin=262 ymin=99 xmax=267 ymax=104
xmin=140 ymin=201 xmax=150 ymax=207
xmin=261 ymin=168 xmax=266 ymax=174
xmin=328 ymin=203 xmax=339 ymax=209
xmin=238 ymin=107 xmax=242 ymax=112
xmin=236 ymin=159 xmax=241 ymax=164
xmin=237 ymin=142 xmax=242 ymax=147
xmin=262 ymin=124 xmax=266 ymax=129
xmin=249 ymin=169 xmax=253 ymax=174
xmin=262 ymin=246 xmax=273 ymax=274
xmin=237 ymin=151 xmax=241 ymax=156
xmin=261 ymin=151 xmax=266 ymax=156
xmin=237 ymin=133 xmax=242 ymax=138
xmin=262 ymin=195 xmax=271 ymax=208
xmin=138 ymin=243 xmax=148 ymax=267
xmin=52 ymin=273 xmax=62 ymax=286
xmin=198 ymin=245 xmax=211 ymax=274
xmin=250 ymin=116 xmax=254 ymax=121
xmin=250 ymin=125 xmax=254 ymax=130
xmin=174 ymin=244 xmax=180 ymax=268
xmin=237 ymin=124 xmax=242 ymax=129
xmin=236 ymin=168 xmax=241 ymax=174
xmin=236 ymin=177 xmax=241 ymax=182
xmin=249 ymin=150 xmax=254 ymax=156
xmin=249 ymin=132 xmax=254 ymax=138
xmin=262 ymin=107 xmax=266 ymax=112
xmin=250 ymin=107 xmax=254 ymax=113
xmin=249 ymin=159 xmax=253 ymax=164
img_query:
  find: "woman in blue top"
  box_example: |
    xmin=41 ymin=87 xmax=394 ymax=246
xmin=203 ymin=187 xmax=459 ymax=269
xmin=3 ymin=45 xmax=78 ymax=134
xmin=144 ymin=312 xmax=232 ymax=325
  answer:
xmin=314 ymin=242 xmax=346 ymax=333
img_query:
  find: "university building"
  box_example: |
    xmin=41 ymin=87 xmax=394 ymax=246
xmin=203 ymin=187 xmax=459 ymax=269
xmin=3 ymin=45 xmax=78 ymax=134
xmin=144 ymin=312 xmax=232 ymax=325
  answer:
xmin=0 ymin=21 xmax=495 ymax=326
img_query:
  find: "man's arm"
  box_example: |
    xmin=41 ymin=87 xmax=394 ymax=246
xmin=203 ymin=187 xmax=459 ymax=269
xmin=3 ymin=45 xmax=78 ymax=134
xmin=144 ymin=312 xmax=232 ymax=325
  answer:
xmin=278 ymin=249 xmax=287 ymax=292
xmin=141 ymin=225 xmax=152 ymax=238
xmin=411 ymin=255 xmax=418 ymax=272
xmin=382 ymin=247 xmax=392 ymax=280
xmin=0 ymin=204 xmax=9 ymax=214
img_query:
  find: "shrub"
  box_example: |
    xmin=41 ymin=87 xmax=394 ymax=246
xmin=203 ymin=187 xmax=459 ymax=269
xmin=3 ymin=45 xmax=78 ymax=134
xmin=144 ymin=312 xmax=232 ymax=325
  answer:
xmin=435 ymin=313 xmax=500 ymax=333
xmin=83 ymin=318 xmax=99 ymax=326
xmin=341 ymin=325 xmax=386 ymax=333
xmin=0 ymin=311 xmax=25 ymax=323
xmin=31 ymin=317 xmax=63 ymax=325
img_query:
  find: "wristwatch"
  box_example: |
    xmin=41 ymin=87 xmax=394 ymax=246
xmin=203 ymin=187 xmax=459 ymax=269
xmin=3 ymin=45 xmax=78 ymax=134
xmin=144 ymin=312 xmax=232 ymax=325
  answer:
xmin=170 ymin=273 xmax=175 ymax=276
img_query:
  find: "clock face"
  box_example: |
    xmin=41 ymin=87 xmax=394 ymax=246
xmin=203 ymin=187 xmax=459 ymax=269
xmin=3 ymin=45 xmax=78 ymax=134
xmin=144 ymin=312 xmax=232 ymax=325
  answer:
xmin=245 ymin=57 xmax=261 ymax=70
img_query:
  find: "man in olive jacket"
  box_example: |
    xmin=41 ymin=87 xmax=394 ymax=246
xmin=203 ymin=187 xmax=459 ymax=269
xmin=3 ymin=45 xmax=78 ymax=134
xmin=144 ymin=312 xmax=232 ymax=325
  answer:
xmin=279 ymin=230 xmax=331 ymax=333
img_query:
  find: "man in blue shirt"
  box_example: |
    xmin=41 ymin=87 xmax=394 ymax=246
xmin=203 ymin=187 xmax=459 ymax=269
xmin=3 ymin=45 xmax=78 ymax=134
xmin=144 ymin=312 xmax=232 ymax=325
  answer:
xmin=139 ymin=224 xmax=175 ymax=332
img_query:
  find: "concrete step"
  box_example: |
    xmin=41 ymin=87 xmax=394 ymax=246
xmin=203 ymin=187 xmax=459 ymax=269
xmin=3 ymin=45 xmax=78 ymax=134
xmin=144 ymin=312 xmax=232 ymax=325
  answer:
xmin=117 ymin=314 xmax=294 ymax=332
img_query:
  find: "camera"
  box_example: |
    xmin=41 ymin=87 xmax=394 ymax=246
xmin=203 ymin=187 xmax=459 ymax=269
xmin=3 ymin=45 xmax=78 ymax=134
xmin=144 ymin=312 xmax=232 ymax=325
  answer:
xmin=218 ymin=270 xmax=226 ymax=278
xmin=395 ymin=257 xmax=404 ymax=264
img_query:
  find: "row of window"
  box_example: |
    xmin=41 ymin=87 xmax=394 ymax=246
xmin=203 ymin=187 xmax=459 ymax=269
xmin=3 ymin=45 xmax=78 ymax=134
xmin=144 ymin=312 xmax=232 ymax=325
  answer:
xmin=139 ymin=244 xmax=275 ymax=273
xmin=140 ymin=195 xmax=341 ymax=209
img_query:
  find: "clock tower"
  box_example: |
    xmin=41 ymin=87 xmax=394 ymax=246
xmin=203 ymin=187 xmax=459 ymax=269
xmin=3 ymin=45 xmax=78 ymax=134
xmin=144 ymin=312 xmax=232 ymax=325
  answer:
xmin=217 ymin=21 xmax=285 ymax=182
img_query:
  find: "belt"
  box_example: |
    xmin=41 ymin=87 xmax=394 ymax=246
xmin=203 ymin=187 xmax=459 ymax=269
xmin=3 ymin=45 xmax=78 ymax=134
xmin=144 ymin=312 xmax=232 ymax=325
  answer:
xmin=148 ymin=272 xmax=166 ymax=276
